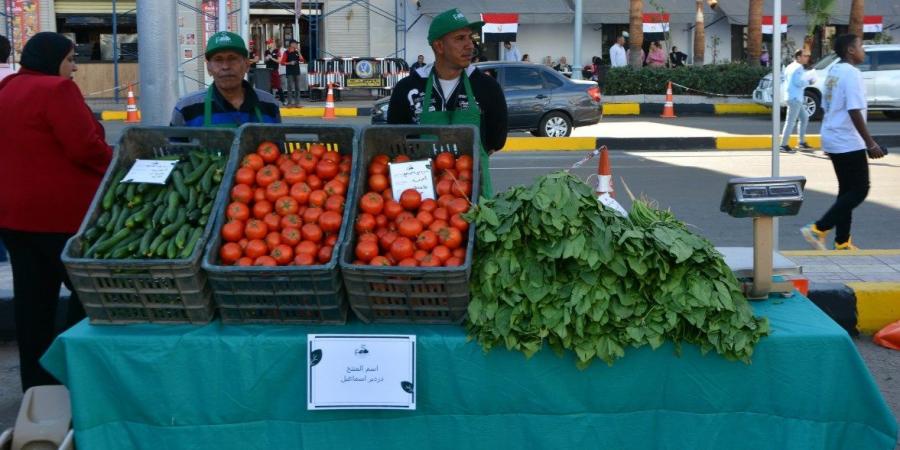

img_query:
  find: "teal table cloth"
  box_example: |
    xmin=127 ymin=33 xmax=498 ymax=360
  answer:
xmin=42 ymin=295 xmax=898 ymax=450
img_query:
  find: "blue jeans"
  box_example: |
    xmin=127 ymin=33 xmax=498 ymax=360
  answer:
xmin=781 ymin=98 xmax=809 ymax=146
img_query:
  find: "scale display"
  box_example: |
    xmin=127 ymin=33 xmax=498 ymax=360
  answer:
xmin=720 ymin=176 xmax=806 ymax=218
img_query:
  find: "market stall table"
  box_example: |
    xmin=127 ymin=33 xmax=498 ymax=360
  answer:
xmin=41 ymin=294 xmax=898 ymax=450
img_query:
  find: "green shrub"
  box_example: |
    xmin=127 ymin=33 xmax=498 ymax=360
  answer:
xmin=603 ymin=64 xmax=770 ymax=97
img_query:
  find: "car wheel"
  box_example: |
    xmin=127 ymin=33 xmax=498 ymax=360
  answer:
xmin=804 ymin=91 xmax=822 ymax=121
xmin=539 ymin=111 xmax=572 ymax=137
xmin=883 ymin=111 xmax=900 ymax=120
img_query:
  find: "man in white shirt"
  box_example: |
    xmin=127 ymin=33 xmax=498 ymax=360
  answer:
xmin=779 ymin=49 xmax=814 ymax=153
xmin=503 ymin=41 xmax=521 ymax=62
xmin=609 ymin=35 xmax=627 ymax=68
xmin=0 ymin=35 xmax=15 ymax=82
xmin=801 ymin=34 xmax=884 ymax=251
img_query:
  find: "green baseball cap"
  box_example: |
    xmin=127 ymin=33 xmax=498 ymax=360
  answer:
xmin=205 ymin=31 xmax=248 ymax=59
xmin=427 ymin=8 xmax=483 ymax=44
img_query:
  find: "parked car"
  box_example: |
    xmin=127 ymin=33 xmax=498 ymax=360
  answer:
xmin=371 ymin=61 xmax=602 ymax=136
xmin=753 ymin=44 xmax=900 ymax=120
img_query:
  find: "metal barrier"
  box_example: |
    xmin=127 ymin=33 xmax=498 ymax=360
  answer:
xmin=306 ymin=57 xmax=410 ymax=99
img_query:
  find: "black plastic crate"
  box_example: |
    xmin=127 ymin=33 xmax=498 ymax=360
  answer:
xmin=202 ymin=124 xmax=359 ymax=324
xmin=339 ymin=125 xmax=480 ymax=324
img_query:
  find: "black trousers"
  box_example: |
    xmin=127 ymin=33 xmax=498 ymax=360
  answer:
xmin=815 ymin=150 xmax=870 ymax=244
xmin=0 ymin=229 xmax=85 ymax=391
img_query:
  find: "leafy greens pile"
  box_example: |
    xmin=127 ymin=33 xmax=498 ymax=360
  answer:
xmin=465 ymin=171 xmax=769 ymax=368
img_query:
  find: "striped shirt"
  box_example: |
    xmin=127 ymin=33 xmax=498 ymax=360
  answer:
xmin=170 ymin=80 xmax=281 ymax=127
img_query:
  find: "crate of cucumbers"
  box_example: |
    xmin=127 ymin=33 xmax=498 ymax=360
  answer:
xmin=62 ymin=127 xmax=237 ymax=324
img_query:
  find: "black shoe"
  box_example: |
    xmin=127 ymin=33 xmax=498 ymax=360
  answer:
xmin=780 ymin=145 xmax=796 ymax=154
xmin=797 ymin=142 xmax=814 ymax=152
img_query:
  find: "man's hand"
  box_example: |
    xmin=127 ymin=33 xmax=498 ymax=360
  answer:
xmin=867 ymin=143 xmax=885 ymax=159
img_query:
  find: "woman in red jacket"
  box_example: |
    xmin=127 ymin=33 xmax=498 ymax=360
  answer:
xmin=0 ymin=32 xmax=112 ymax=391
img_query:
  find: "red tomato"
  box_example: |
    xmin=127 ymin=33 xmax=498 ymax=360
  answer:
xmin=295 ymin=240 xmax=319 ymax=256
xmin=416 ymin=211 xmax=434 ymax=227
xmin=429 ymin=220 xmax=449 ymax=233
xmin=318 ymin=211 xmax=343 ymax=233
xmin=398 ymin=258 xmax=418 ymax=267
xmin=372 ymin=154 xmax=390 ymax=165
xmin=450 ymin=214 xmax=469 ymax=233
xmin=293 ymin=252 xmax=316 ymax=266
xmin=324 ymin=195 xmax=344 ymax=213
xmin=369 ymin=174 xmax=389 ymax=192
xmin=444 ymin=256 xmax=463 ymax=267
xmin=379 ymin=231 xmax=399 ymax=251
xmin=256 ymin=141 xmax=281 ymax=163
xmin=455 ymin=155 xmax=473 ymax=172
xmin=234 ymin=167 xmax=256 ymax=186
xmin=419 ymin=254 xmax=442 ymax=267
xmin=432 ymin=245 xmax=451 ymax=263
xmin=438 ymin=227 xmax=463 ymax=249
xmin=252 ymin=200 xmax=273 ymax=219
xmin=355 ymin=240 xmax=379 ymax=262
xmin=389 ymin=237 xmax=415 ymax=261
xmin=447 ymin=198 xmax=469 ymax=216
xmin=245 ymin=239 xmax=268 ymax=259
xmin=368 ymin=162 xmax=388 ymax=176
xmin=436 ymin=179 xmax=452 ymax=196
xmin=398 ymin=218 xmax=424 ymax=238
xmin=451 ymin=180 xmax=472 ymax=199
xmin=309 ymin=143 xmax=326 ymax=158
xmin=325 ymin=234 xmax=339 ymax=247
xmin=275 ymin=196 xmax=300 ymax=216
xmin=231 ymin=184 xmax=253 ymax=204
xmin=399 ymin=189 xmax=422 ymax=211
xmin=393 ymin=154 xmax=411 ymax=163
xmin=281 ymin=214 xmax=302 ymax=230
xmin=435 ymin=152 xmax=456 ymax=171
xmin=303 ymin=207 xmax=324 ymax=224
xmin=236 ymin=257 xmax=254 ymax=266
xmin=316 ymin=160 xmax=339 ymax=180
xmin=308 ymin=190 xmax=328 ymax=208
xmin=265 ymin=231 xmax=282 ymax=250
xmin=322 ymin=151 xmax=341 ymax=164
xmin=256 ymin=165 xmax=281 ymax=187
xmin=290 ymin=182 xmax=311 ymax=205
xmin=416 ymin=230 xmax=438 ymax=251
xmin=414 ymin=250 xmax=428 ymax=261
xmin=301 ymin=223 xmax=323 ymax=243
xmin=298 ymin=152 xmax=318 ymax=173
xmin=360 ymin=193 xmax=384 ymax=215
xmin=323 ymin=180 xmax=346 ymax=197
xmin=370 ymin=255 xmax=392 ymax=266
xmin=271 ymin=244 xmax=294 ymax=265
xmin=383 ymin=201 xmax=404 ymax=220
xmin=266 ymin=181 xmax=289 ymax=203
xmin=317 ymin=245 xmax=333 ymax=264
xmin=220 ymin=242 xmax=242 ymax=264
xmin=254 ymin=255 xmax=278 ymax=266
xmin=221 ymin=220 xmax=244 ymax=242
xmin=226 ymin=202 xmax=250 ymax=221
xmin=419 ymin=199 xmax=437 ymax=213
xmin=306 ymin=174 xmax=323 ymax=191
xmin=253 ymin=187 xmax=267 ymax=203
xmin=356 ymin=213 xmax=376 ymax=233
xmin=432 ymin=207 xmax=449 ymax=222
xmin=452 ymin=247 xmax=466 ymax=259
xmin=263 ymin=213 xmax=282 ymax=232
xmin=281 ymin=227 xmax=302 ymax=246
xmin=242 ymin=153 xmax=264 ymax=171
xmin=283 ymin=165 xmax=307 ymax=185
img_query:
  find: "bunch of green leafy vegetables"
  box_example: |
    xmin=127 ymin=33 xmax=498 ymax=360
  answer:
xmin=464 ymin=171 xmax=769 ymax=368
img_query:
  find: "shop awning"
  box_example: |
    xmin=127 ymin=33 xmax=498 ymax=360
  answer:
xmin=716 ymin=0 xmax=900 ymax=27
xmin=417 ymin=0 xmax=710 ymax=24
xmin=54 ymin=0 xmax=137 ymax=15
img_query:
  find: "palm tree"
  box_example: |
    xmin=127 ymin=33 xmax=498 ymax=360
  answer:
xmin=694 ymin=0 xmax=705 ymax=64
xmin=628 ymin=0 xmax=644 ymax=68
xmin=848 ymin=0 xmax=864 ymax=38
xmin=802 ymin=0 xmax=835 ymax=54
xmin=747 ymin=0 xmax=763 ymax=66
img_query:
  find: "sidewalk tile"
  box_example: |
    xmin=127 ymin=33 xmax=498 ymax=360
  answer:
xmin=875 ymin=256 xmax=900 ymax=264
xmin=806 ymin=274 xmax=862 ymax=283
xmin=829 ymin=256 xmax=883 ymax=265
xmin=800 ymin=265 xmax=851 ymax=274
xmin=856 ymin=273 xmax=900 ymax=282
xmin=840 ymin=265 xmax=900 ymax=275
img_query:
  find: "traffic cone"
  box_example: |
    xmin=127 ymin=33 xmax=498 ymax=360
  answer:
xmin=124 ymin=84 xmax=141 ymax=123
xmin=596 ymin=145 xmax=614 ymax=198
xmin=323 ymin=83 xmax=337 ymax=120
xmin=660 ymin=81 xmax=676 ymax=118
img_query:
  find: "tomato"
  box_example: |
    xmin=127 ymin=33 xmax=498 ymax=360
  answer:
xmin=275 ymin=196 xmax=300 ymax=216
xmin=245 ymin=239 xmax=268 ymax=259
xmin=437 ymin=194 xmax=455 ymax=208
xmin=309 ymin=143 xmax=327 ymax=158
xmin=325 ymin=234 xmax=339 ymax=247
xmin=317 ymin=245 xmax=333 ymax=264
xmin=263 ymin=213 xmax=282 ymax=232
xmin=316 ymin=160 xmax=339 ymax=180
xmin=389 ymin=237 xmax=415 ymax=261
xmin=358 ymin=232 xmax=379 ymax=243
xmin=226 ymin=202 xmax=250 ymax=221
xmin=265 ymin=181 xmax=288 ymax=202
xmin=323 ymin=180 xmax=346 ymax=197
xmin=432 ymin=207 xmax=449 ymax=222
xmin=375 ymin=227 xmax=388 ymax=239
xmin=382 ymin=188 xmax=394 ymax=203
xmin=336 ymin=171 xmax=351 ymax=185
xmin=368 ymin=162 xmax=388 ymax=176
xmin=414 ymin=249 xmax=428 ymax=261
xmin=416 ymin=230 xmax=438 ymax=251
xmin=295 ymin=240 xmax=319 ymax=256
xmin=419 ymin=254 xmax=442 ymax=267
xmin=393 ymin=154 xmax=411 ymax=163
xmin=398 ymin=218 xmax=424 ymax=238
xmin=270 ymin=244 xmax=294 ymax=265
xmin=322 ymin=151 xmax=341 ymax=164
xmin=254 ymin=255 xmax=278 ymax=266
xmin=415 ymin=211 xmax=434 ymax=227
xmin=450 ymin=213 xmax=469 ymax=232
xmin=429 ymin=220 xmax=449 ymax=233
xmin=290 ymin=182 xmax=311 ymax=205
xmin=252 ymin=200 xmax=273 ymax=219
xmin=256 ymin=141 xmax=281 ymax=163
xmin=324 ymin=195 xmax=344 ymax=213
xmin=236 ymin=257 xmax=254 ymax=266
xmin=455 ymin=155 xmax=473 ymax=172
xmin=451 ymin=180 xmax=472 ymax=199
xmin=301 ymin=223 xmax=323 ymax=243
xmin=368 ymin=174 xmax=389 ymax=192
xmin=265 ymin=231 xmax=282 ymax=250
xmin=375 ymin=230 xmax=397 ymax=251
xmin=435 ymin=152 xmax=455 ymax=171
xmin=303 ymin=207 xmax=323 ymax=224
xmin=298 ymin=152 xmax=318 ymax=173
xmin=398 ymin=258 xmax=418 ymax=267
xmin=432 ymin=245 xmax=451 ymax=263
xmin=383 ymin=201 xmax=404 ymax=220
xmin=360 ymin=192 xmax=384 ymax=215
xmin=438 ymin=227 xmax=463 ymax=249
xmin=280 ymin=227 xmax=302 ymax=246
xmin=255 ymin=165 xmax=280 ymax=187
xmin=283 ymin=164 xmax=307 ymax=185
xmin=447 ymin=198 xmax=469 ymax=216
xmin=231 ymin=184 xmax=253 ymax=204
xmin=436 ymin=179 xmax=453 ymax=196
xmin=444 ymin=256 xmax=463 ymax=267
xmin=220 ymin=242 xmax=242 ymax=264
xmin=221 ymin=220 xmax=244 ymax=242
xmin=308 ymin=189 xmax=328 ymax=207
xmin=399 ymin=189 xmax=422 ymax=211
xmin=278 ymin=160 xmax=296 ymax=175
xmin=457 ymin=169 xmax=473 ymax=183
xmin=242 ymin=153 xmax=265 ymax=171
xmin=356 ymin=213 xmax=376 ymax=234
xmin=372 ymin=154 xmax=390 ymax=165
xmin=245 ymin=219 xmax=268 ymax=240
xmin=452 ymin=247 xmax=466 ymax=259
xmin=374 ymin=214 xmax=388 ymax=229
xmin=234 ymin=167 xmax=256 ymax=186
xmin=355 ymin=240 xmax=380 ymax=262
xmin=306 ymin=174 xmax=323 ymax=191
xmin=293 ymin=252 xmax=316 ymax=266
xmin=370 ymin=256 xmax=392 ymax=266
xmin=440 ymin=168 xmax=459 ymax=181
xmin=237 ymin=238 xmax=249 ymax=250
xmin=318 ymin=211 xmax=342 ymax=233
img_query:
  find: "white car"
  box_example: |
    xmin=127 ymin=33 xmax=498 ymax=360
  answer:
xmin=752 ymin=44 xmax=900 ymax=120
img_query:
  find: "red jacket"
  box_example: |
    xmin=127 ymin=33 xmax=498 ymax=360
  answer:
xmin=0 ymin=69 xmax=112 ymax=233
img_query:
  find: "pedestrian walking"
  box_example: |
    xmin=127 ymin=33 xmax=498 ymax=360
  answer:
xmin=281 ymin=39 xmax=304 ymax=106
xmin=609 ymin=35 xmax=627 ymax=67
xmin=0 ymin=32 xmax=113 ymax=391
xmin=264 ymin=39 xmax=282 ymax=100
xmin=801 ymin=34 xmax=885 ymax=251
xmin=780 ymin=49 xmax=815 ymax=153
xmin=410 ymin=54 xmax=427 ymax=70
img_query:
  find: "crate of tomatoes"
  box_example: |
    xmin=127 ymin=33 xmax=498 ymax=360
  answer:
xmin=339 ymin=125 xmax=480 ymax=324
xmin=202 ymin=124 xmax=358 ymax=324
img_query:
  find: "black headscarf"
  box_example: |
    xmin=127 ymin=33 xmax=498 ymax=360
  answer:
xmin=20 ymin=32 xmax=74 ymax=76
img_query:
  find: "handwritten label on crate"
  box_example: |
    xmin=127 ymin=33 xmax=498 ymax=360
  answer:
xmin=308 ymin=334 xmax=416 ymax=410
xmin=121 ymin=159 xmax=178 ymax=184
xmin=388 ymin=160 xmax=435 ymax=201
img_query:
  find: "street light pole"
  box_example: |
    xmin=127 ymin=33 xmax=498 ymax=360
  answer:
xmin=770 ymin=0 xmax=782 ymax=249
xmin=572 ymin=0 xmax=583 ymax=79
xmin=218 ymin=0 xmax=228 ymax=31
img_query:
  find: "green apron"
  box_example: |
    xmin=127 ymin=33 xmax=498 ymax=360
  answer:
xmin=203 ymin=85 xmax=264 ymax=128
xmin=420 ymin=70 xmax=493 ymax=197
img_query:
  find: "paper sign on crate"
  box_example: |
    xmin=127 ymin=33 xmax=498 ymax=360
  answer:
xmin=308 ymin=334 xmax=416 ymax=410
xmin=389 ymin=160 xmax=435 ymax=201
xmin=121 ymin=159 xmax=178 ymax=184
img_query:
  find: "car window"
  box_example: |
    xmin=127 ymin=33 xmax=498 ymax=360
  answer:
xmin=875 ymin=51 xmax=900 ymax=71
xmin=504 ymin=67 xmax=543 ymax=90
xmin=542 ymin=71 xmax=563 ymax=89
xmin=858 ymin=53 xmax=873 ymax=72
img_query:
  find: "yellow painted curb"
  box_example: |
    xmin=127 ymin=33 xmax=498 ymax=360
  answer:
xmin=715 ymin=135 xmax=823 ymax=150
xmin=714 ymin=104 xmax=771 ymax=115
xmin=602 ymin=103 xmax=640 ymax=115
xmin=782 ymin=249 xmax=900 ymax=257
xmin=501 ymin=137 xmax=597 ymax=152
xmin=101 ymin=111 xmax=127 ymax=121
xmin=280 ymin=107 xmax=357 ymax=117
xmin=847 ymin=282 xmax=900 ymax=334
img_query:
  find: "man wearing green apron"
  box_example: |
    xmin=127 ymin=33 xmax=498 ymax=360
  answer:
xmin=171 ymin=31 xmax=282 ymax=128
xmin=387 ymin=9 xmax=508 ymax=197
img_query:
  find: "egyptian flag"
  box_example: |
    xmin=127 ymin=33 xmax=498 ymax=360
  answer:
xmin=762 ymin=15 xmax=788 ymax=41
xmin=481 ymin=13 xmax=518 ymax=42
xmin=642 ymin=13 xmax=670 ymax=42
xmin=863 ymin=16 xmax=883 ymax=39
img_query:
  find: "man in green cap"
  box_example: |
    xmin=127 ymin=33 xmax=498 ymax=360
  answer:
xmin=171 ymin=31 xmax=281 ymax=127
xmin=388 ymin=8 xmax=508 ymax=197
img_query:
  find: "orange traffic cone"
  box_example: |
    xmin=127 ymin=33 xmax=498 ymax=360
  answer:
xmin=660 ymin=81 xmax=676 ymax=118
xmin=596 ymin=145 xmax=614 ymax=198
xmin=124 ymin=84 xmax=141 ymax=123
xmin=323 ymin=83 xmax=336 ymax=120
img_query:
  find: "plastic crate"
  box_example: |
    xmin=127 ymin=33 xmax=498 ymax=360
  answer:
xmin=202 ymin=124 xmax=359 ymax=324
xmin=61 ymin=127 xmax=237 ymax=324
xmin=339 ymin=125 xmax=481 ymax=324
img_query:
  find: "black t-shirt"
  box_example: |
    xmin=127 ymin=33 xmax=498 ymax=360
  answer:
xmin=264 ymin=49 xmax=279 ymax=70
xmin=387 ymin=65 xmax=508 ymax=153
xmin=285 ymin=49 xmax=303 ymax=75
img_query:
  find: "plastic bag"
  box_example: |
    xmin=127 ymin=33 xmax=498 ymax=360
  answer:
xmin=873 ymin=320 xmax=900 ymax=351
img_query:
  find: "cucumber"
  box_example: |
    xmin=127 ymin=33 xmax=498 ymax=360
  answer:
xmin=186 ymin=187 xmax=198 ymax=211
xmin=184 ymin=159 xmax=211 ymax=185
xmin=125 ymin=204 xmax=152 ymax=228
xmin=93 ymin=228 xmax=131 ymax=255
xmin=165 ymin=191 xmax=181 ymax=223
xmin=138 ymin=228 xmax=156 ymax=255
xmin=102 ymin=168 xmax=127 ymax=210
xmin=175 ymin=224 xmax=191 ymax=249
xmin=105 ymin=204 xmax=123 ymax=232
xmin=161 ymin=210 xmax=187 ymax=237
xmin=147 ymin=234 xmax=167 ymax=256
xmin=199 ymin=163 xmax=216 ymax=192
xmin=83 ymin=226 xmax=102 ymax=243
xmin=108 ymin=233 xmax=143 ymax=259
xmin=125 ymin=183 xmax=137 ymax=202
xmin=96 ymin=210 xmax=112 ymax=229
xmin=172 ymin=170 xmax=189 ymax=200
xmin=180 ymin=227 xmax=203 ymax=258
xmin=165 ymin=238 xmax=178 ymax=259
